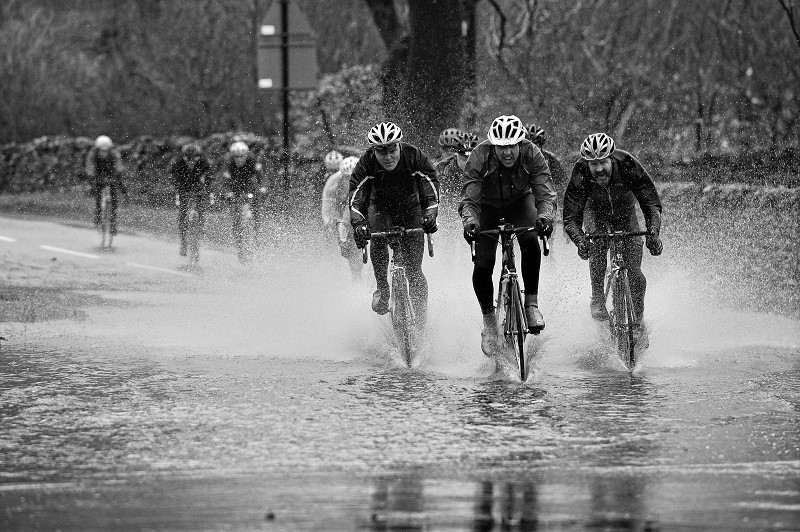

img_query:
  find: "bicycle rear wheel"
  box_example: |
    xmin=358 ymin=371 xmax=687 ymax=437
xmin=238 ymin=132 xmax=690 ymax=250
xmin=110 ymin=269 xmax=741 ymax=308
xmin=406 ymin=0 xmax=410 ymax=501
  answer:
xmin=99 ymin=185 xmax=112 ymax=248
xmin=612 ymin=271 xmax=635 ymax=370
xmin=508 ymin=278 xmax=527 ymax=381
xmin=391 ymin=274 xmax=413 ymax=367
xmin=186 ymin=208 xmax=200 ymax=264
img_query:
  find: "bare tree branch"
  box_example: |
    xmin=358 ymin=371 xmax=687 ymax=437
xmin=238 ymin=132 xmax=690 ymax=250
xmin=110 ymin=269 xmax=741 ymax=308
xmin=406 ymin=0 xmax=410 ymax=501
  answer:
xmin=778 ymin=0 xmax=800 ymax=51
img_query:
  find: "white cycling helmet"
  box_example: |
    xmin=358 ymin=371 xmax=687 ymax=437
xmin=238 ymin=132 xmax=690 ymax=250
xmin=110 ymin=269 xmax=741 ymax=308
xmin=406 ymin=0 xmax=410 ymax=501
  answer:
xmin=487 ymin=115 xmax=526 ymax=146
xmin=339 ymin=156 xmax=360 ymax=176
xmin=324 ymin=150 xmax=343 ymax=171
xmin=230 ymin=141 xmax=249 ymax=156
xmin=367 ymin=122 xmax=403 ymax=146
xmin=95 ymin=135 xmax=113 ymax=150
xmin=438 ymin=128 xmax=464 ymax=148
xmin=580 ymin=133 xmax=615 ymax=161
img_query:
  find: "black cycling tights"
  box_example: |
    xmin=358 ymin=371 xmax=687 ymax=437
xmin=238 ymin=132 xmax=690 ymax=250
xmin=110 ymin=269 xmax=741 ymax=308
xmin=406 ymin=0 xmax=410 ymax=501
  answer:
xmin=589 ymin=237 xmax=646 ymax=320
xmin=472 ymin=194 xmax=541 ymax=315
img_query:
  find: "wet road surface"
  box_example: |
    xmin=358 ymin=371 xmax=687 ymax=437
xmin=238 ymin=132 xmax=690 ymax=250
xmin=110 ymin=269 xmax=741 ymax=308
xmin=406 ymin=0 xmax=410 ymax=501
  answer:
xmin=0 ymin=216 xmax=798 ymax=530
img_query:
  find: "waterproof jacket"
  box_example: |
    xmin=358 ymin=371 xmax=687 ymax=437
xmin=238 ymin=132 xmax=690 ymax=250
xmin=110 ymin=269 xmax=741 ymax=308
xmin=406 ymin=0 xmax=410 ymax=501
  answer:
xmin=562 ymin=149 xmax=662 ymax=243
xmin=349 ymin=143 xmax=439 ymax=225
xmin=171 ymin=156 xmax=213 ymax=197
xmin=321 ymin=171 xmax=348 ymax=226
xmin=85 ymin=147 xmax=124 ymax=187
xmin=458 ymin=139 xmax=557 ymax=227
xmin=225 ymin=155 xmax=262 ymax=197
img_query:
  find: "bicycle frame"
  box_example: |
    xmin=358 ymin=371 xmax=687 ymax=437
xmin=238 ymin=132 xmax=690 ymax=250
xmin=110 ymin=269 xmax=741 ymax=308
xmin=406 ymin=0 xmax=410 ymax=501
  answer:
xmin=363 ymin=227 xmax=433 ymax=367
xmin=471 ymin=219 xmax=547 ymax=380
xmin=586 ymin=230 xmax=648 ymax=370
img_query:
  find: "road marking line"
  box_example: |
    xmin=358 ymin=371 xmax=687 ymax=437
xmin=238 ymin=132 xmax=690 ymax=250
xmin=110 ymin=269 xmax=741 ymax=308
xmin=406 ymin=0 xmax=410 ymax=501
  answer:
xmin=40 ymin=245 xmax=100 ymax=259
xmin=126 ymin=262 xmax=195 ymax=278
xmin=0 ymin=235 xmax=18 ymax=242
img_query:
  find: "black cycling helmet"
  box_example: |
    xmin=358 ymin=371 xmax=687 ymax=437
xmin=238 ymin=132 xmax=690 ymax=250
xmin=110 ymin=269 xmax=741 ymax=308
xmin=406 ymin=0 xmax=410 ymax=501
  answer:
xmin=525 ymin=123 xmax=546 ymax=147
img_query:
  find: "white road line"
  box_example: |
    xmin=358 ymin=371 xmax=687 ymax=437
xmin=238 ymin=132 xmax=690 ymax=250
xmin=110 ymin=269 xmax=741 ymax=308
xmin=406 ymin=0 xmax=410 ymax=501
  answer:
xmin=40 ymin=245 xmax=100 ymax=259
xmin=0 ymin=235 xmax=18 ymax=242
xmin=126 ymin=262 xmax=195 ymax=278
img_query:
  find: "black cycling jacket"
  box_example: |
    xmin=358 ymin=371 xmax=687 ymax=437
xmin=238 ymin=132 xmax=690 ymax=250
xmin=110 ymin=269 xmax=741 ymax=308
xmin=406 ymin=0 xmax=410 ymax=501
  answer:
xmin=225 ymin=156 xmax=262 ymax=197
xmin=349 ymin=143 xmax=439 ymax=225
xmin=562 ymin=149 xmax=662 ymax=243
xmin=171 ymin=157 xmax=213 ymax=196
xmin=458 ymin=139 xmax=556 ymax=228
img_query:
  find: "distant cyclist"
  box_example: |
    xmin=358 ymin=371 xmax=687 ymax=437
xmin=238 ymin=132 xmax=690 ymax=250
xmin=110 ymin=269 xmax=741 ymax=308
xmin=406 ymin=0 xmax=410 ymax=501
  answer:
xmin=223 ymin=141 xmax=265 ymax=245
xmin=459 ymin=115 xmax=557 ymax=354
xmin=349 ymin=122 xmax=440 ymax=324
xmin=433 ymin=128 xmax=472 ymax=197
xmin=525 ymin=123 xmax=567 ymax=200
xmin=562 ymin=133 xmax=663 ymax=325
xmin=321 ymin=150 xmax=344 ymax=238
xmin=171 ymin=143 xmax=214 ymax=256
xmin=85 ymin=135 xmax=125 ymax=237
xmin=321 ymin=155 xmax=363 ymax=280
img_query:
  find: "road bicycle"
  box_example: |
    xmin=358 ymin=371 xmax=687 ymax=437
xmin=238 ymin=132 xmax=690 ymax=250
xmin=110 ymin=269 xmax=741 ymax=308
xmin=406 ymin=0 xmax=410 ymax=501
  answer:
xmin=585 ymin=230 xmax=649 ymax=371
xmin=231 ymin=192 xmax=256 ymax=263
xmin=98 ymin=184 xmax=113 ymax=249
xmin=472 ymin=220 xmax=549 ymax=381
xmin=363 ymin=227 xmax=434 ymax=367
xmin=183 ymin=196 xmax=201 ymax=265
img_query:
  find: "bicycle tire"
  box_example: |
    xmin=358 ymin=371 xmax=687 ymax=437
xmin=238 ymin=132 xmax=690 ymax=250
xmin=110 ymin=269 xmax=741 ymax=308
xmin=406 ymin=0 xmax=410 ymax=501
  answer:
xmin=508 ymin=278 xmax=527 ymax=381
xmin=391 ymin=273 xmax=413 ymax=367
xmin=100 ymin=185 xmax=112 ymax=248
xmin=237 ymin=202 xmax=254 ymax=262
xmin=186 ymin=206 xmax=200 ymax=264
xmin=613 ymin=271 xmax=635 ymax=370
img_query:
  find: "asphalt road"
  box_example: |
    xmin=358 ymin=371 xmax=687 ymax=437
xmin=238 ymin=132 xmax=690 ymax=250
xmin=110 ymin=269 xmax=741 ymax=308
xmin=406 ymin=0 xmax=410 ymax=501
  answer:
xmin=0 ymin=215 xmax=798 ymax=530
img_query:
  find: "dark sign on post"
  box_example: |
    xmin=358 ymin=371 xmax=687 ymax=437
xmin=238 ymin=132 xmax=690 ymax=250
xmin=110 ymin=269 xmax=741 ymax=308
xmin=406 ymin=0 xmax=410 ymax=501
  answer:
xmin=257 ymin=0 xmax=319 ymax=194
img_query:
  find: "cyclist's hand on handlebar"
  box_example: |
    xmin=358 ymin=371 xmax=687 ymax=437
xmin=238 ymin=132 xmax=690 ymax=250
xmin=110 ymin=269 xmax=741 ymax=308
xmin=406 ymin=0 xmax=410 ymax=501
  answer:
xmin=353 ymin=222 xmax=370 ymax=249
xmin=463 ymin=222 xmax=480 ymax=243
xmin=422 ymin=213 xmax=438 ymax=234
xmin=577 ymin=239 xmax=590 ymax=260
xmin=646 ymin=233 xmax=663 ymax=256
xmin=535 ymin=217 xmax=553 ymax=238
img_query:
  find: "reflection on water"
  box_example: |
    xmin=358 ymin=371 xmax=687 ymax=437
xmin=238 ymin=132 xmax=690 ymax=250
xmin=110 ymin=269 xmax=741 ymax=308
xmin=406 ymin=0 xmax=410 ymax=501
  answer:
xmin=368 ymin=473 xmax=427 ymax=531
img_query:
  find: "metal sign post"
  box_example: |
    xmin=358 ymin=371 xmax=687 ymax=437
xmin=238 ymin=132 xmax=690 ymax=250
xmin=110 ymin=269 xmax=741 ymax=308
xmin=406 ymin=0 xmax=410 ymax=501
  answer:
xmin=257 ymin=0 xmax=318 ymax=195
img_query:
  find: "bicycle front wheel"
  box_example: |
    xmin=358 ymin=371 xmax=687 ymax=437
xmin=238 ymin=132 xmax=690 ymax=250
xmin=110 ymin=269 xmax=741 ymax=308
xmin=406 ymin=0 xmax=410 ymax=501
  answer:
xmin=186 ymin=209 xmax=201 ymax=264
xmin=100 ymin=186 xmax=112 ymax=248
xmin=612 ymin=271 xmax=635 ymax=370
xmin=507 ymin=278 xmax=527 ymax=381
xmin=391 ymin=274 xmax=414 ymax=367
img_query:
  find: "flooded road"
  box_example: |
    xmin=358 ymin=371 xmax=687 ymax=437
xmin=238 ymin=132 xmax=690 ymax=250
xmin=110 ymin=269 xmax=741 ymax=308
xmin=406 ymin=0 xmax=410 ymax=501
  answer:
xmin=1 ymin=216 xmax=799 ymax=530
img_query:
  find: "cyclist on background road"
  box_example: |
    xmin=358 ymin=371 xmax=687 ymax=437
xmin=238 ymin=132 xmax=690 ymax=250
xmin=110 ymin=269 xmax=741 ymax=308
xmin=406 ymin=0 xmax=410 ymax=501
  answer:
xmin=349 ymin=122 xmax=440 ymax=324
xmin=224 ymin=141 xmax=265 ymax=241
xmin=525 ymin=123 xmax=567 ymax=201
xmin=459 ymin=115 xmax=557 ymax=354
xmin=85 ymin=135 xmax=126 ymax=237
xmin=562 ymin=133 xmax=663 ymax=325
xmin=171 ymin=143 xmax=214 ymax=257
xmin=321 ymin=149 xmax=344 ymax=238
xmin=433 ymin=128 xmax=473 ymax=197
xmin=321 ymin=155 xmax=363 ymax=280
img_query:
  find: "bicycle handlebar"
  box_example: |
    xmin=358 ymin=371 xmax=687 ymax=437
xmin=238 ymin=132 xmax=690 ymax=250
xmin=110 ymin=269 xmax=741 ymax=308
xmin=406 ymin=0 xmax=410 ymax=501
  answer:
xmin=585 ymin=230 xmax=649 ymax=240
xmin=361 ymin=227 xmax=434 ymax=264
xmin=470 ymin=224 xmax=550 ymax=261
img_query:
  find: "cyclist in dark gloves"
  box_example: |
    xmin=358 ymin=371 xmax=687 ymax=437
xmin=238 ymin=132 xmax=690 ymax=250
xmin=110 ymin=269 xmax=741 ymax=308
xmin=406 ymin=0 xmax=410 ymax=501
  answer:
xmin=459 ymin=115 xmax=557 ymax=354
xmin=562 ymin=133 xmax=663 ymax=323
xmin=171 ymin=143 xmax=214 ymax=256
xmin=349 ymin=122 xmax=440 ymax=325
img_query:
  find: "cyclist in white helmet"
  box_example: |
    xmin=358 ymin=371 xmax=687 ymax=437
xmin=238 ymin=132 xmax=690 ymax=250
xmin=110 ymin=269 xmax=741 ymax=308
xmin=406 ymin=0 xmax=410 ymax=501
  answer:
xmin=563 ymin=132 xmax=663 ymax=325
xmin=349 ymin=121 xmax=440 ymax=324
xmin=223 ymin=140 xmax=266 ymax=248
xmin=321 ymin=155 xmax=362 ymax=280
xmin=324 ymin=150 xmax=343 ymax=172
xmin=459 ymin=115 xmax=557 ymax=355
xmin=85 ymin=135 xmax=126 ymax=237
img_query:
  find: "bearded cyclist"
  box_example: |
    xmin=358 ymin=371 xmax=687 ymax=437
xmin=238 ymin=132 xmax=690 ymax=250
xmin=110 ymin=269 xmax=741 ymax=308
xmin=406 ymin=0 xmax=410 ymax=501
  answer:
xmin=459 ymin=115 xmax=557 ymax=354
xmin=171 ymin=143 xmax=214 ymax=256
xmin=562 ymin=133 xmax=663 ymax=325
xmin=349 ymin=122 xmax=440 ymax=325
xmin=85 ymin=135 xmax=126 ymax=237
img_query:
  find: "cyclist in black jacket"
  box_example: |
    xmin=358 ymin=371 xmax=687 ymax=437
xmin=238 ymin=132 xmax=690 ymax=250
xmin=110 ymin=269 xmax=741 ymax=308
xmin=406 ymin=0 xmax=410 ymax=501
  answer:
xmin=563 ymin=133 xmax=663 ymax=323
xmin=349 ymin=122 xmax=440 ymax=324
xmin=171 ymin=143 xmax=214 ymax=256
xmin=85 ymin=135 xmax=125 ymax=236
